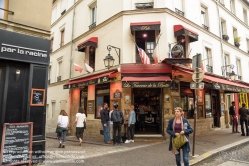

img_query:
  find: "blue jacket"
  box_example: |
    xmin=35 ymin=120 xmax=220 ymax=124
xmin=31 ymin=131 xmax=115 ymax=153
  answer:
xmin=128 ymin=110 xmax=136 ymax=125
xmin=166 ymin=118 xmax=193 ymax=152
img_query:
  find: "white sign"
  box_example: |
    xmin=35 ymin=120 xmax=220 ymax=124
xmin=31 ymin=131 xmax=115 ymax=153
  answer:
xmin=192 ymin=68 xmax=204 ymax=83
xmin=190 ymin=82 xmax=204 ymax=89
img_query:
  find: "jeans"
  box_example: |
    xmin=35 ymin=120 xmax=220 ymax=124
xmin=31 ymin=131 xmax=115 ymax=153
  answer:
xmin=139 ymin=114 xmax=145 ymax=130
xmin=58 ymin=127 xmax=67 ymax=144
xmin=127 ymin=124 xmax=135 ymax=140
xmin=102 ymin=122 xmax=109 ymax=142
xmin=109 ymin=123 xmax=113 ymax=140
xmin=175 ymin=143 xmax=189 ymax=166
xmin=113 ymin=122 xmax=122 ymax=144
xmin=240 ymin=119 xmax=248 ymax=135
xmin=76 ymin=127 xmax=84 ymax=140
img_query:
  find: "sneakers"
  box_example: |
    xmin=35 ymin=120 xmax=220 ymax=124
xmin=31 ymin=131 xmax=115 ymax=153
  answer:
xmin=130 ymin=140 xmax=134 ymax=143
xmin=124 ymin=140 xmax=130 ymax=143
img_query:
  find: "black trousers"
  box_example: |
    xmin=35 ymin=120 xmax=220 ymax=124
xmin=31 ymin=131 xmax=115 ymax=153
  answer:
xmin=113 ymin=122 xmax=122 ymax=144
xmin=76 ymin=127 xmax=84 ymax=140
xmin=240 ymin=119 xmax=248 ymax=135
xmin=127 ymin=124 xmax=135 ymax=140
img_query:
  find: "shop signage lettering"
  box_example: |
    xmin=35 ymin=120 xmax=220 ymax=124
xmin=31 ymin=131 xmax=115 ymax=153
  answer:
xmin=213 ymin=83 xmax=221 ymax=89
xmin=185 ymin=30 xmax=198 ymax=39
xmin=102 ymin=77 xmax=109 ymax=82
xmin=213 ymin=82 xmax=249 ymax=92
xmin=122 ymin=82 xmax=170 ymax=88
xmin=141 ymin=26 xmax=150 ymax=30
xmin=1 ymin=43 xmax=48 ymax=58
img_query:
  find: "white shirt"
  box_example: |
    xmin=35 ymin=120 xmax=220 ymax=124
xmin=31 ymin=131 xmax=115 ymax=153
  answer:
xmin=76 ymin=113 xmax=86 ymax=127
xmin=57 ymin=115 xmax=69 ymax=128
xmin=109 ymin=110 xmax=113 ymax=125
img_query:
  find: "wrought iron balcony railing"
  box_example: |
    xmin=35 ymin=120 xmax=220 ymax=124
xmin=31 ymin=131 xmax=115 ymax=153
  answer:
xmin=135 ymin=2 xmax=154 ymax=9
xmin=89 ymin=22 xmax=96 ymax=30
xmin=237 ymin=75 xmax=242 ymax=80
xmin=175 ymin=8 xmax=184 ymax=17
xmin=206 ymin=65 xmax=213 ymax=73
xmin=202 ymin=24 xmax=209 ymax=31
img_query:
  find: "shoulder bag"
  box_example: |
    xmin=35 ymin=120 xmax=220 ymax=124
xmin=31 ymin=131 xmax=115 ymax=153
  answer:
xmin=55 ymin=115 xmax=63 ymax=133
xmin=172 ymin=134 xmax=188 ymax=149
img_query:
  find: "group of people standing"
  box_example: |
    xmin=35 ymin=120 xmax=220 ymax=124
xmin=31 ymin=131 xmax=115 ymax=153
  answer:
xmin=229 ymin=101 xmax=249 ymax=136
xmin=57 ymin=107 xmax=87 ymax=148
xmin=100 ymin=102 xmax=136 ymax=145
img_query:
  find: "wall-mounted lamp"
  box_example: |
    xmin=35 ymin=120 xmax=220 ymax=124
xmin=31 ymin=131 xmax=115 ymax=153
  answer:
xmin=16 ymin=69 xmax=21 ymax=83
xmin=104 ymin=45 xmax=120 ymax=69
xmin=221 ymin=64 xmax=237 ymax=80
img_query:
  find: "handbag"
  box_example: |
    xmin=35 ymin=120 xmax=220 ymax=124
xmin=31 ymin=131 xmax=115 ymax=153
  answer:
xmin=172 ymin=134 xmax=188 ymax=149
xmin=55 ymin=126 xmax=62 ymax=133
xmin=83 ymin=121 xmax=86 ymax=129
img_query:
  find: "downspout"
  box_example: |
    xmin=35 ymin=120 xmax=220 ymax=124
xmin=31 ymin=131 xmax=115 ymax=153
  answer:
xmin=69 ymin=0 xmax=76 ymax=79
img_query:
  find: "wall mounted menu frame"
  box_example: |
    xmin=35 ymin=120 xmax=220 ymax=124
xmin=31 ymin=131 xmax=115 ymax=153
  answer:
xmin=0 ymin=122 xmax=33 ymax=166
xmin=30 ymin=88 xmax=46 ymax=106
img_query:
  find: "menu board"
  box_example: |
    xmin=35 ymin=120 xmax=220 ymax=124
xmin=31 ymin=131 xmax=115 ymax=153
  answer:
xmin=0 ymin=122 xmax=33 ymax=166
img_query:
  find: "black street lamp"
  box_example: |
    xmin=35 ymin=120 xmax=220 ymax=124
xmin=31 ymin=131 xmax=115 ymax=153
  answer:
xmin=103 ymin=45 xmax=120 ymax=69
xmin=221 ymin=64 xmax=237 ymax=80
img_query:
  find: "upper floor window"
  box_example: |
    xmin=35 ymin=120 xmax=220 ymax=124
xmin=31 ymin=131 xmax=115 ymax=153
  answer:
xmin=219 ymin=0 xmax=224 ymax=5
xmin=204 ymin=47 xmax=212 ymax=73
xmin=48 ymin=66 xmax=51 ymax=84
xmin=89 ymin=1 xmax=97 ymax=30
xmin=50 ymin=37 xmax=54 ymax=52
xmin=224 ymin=54 xmax=230 ymax=77
xmin=201 ymin=6 xmax=209 ymax=30
xmin=230 ymin=0 xmax=235 ymax=14
xmin=236 ymin=58 xmax=242 ymax=80
xmin=246 ymin=38 xmax=249 ymax=53
xmin=220 ymin=18 xmax=228 ymax=40
xmin=243 ymin=8 xmax=248 ymax=25
xmin=57 ymin=60 xmax=62 ymax=82
xmin=51 ymin=6 xmax=57 ymax=24
xmin=0 ymin=0 xmax=5 ymax=19
xmin=60 ymin=29 xmax=65 ymax=47
xmin=146 ymin=41 xmax=155 ymax=54
xmin=61 ymin=0 xmax=67 ymax=15
xmin=174 ymin=0 xmax=184 ymax=17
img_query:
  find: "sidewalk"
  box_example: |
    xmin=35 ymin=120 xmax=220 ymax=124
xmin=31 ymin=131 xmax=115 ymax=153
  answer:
xmin=46 ymin=127 xmax=249 ymax=165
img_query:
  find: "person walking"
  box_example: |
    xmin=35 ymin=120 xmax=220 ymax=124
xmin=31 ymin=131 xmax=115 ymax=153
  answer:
xmin=229 ymin=101 xmax=239 ymax=133
xmin=75 ymin=107 xmax=87 ymax=146
xmin=238 ymin=103 xmax=249 ymax=136
xmin=109 ymin=109 xmax=114 ymax=142
xmin=167 ymin=107 xmax=193 ymax=166
xmin=125 ymin=104 xmax=136 ymax=143
xmin=100 ymin=102 xmax=111 ymax=144
xmin=57 ymin=110 xmax=69 ymax=148
xmin=111 ymin=102 xmax=124 ymax=146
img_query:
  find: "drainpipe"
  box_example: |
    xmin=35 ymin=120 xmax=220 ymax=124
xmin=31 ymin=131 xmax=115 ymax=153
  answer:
xmin=69 ymin=0 xmax=76 ymax=79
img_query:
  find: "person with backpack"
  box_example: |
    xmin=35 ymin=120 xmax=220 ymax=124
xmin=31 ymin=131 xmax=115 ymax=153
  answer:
xmin=238 ymin=103 xmax=248 ymax=136
xmin=111 ymin=102 xmax=124 ymax=146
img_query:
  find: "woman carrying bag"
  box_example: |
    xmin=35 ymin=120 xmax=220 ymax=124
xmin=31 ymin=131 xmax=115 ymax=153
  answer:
xmin=166 ymin=107 xmax=193 ymax=166
xmin=57 ymin=110 xmax=69 ymax=148
xmin=75 ymin=107 xmax=87 ymax=146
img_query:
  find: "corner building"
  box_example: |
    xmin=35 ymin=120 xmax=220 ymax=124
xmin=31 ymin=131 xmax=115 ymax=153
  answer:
xmin=48 ymin=0 xmax=249 ymax=139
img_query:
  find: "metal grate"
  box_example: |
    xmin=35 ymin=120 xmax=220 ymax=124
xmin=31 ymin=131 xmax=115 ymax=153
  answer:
xmin=175 ymin=8 xmax=184 ymax=17
xmin=135 ymin=3 xmax=154 ymax=9
xmin=89 ymin=22 xmax=96 ymax=30
xmin=202 ymin=24 xmax=209 ymax=31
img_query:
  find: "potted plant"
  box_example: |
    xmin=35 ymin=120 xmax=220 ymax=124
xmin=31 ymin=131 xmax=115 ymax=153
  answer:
xmin=234 ymin=36 xmax=241 ymax=47
xmin=222 ymin=34 xmax=229 ymax=41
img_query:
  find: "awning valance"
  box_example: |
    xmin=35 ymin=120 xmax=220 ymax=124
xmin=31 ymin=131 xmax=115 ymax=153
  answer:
xmin=63 ymin=70 xmax=115 ymax=89
xmin=174 ymin=25 xmax=198 ymax=42
xmin=122 ymin=76 xmax=171 ymax=88
xmin=77 ymin=37 xmax=98 ymax=52
xmin=130 ymin=21 xmax=161 ymax=34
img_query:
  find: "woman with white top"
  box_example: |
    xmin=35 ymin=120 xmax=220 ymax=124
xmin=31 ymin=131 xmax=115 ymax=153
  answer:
xmin=75 ymin=107 xmax=87 ymax=146
xmin=57 ymin=110 xmax=69 ymax=148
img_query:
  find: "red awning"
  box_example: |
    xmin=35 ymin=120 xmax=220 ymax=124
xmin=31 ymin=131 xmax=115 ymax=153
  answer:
xmin=174 ymin=25 xmax=198 ymax=42
xmin=130 ymin=21 xmax=161 ymax=34
xmin=122 ymin=76 xmax=171 ymax=82
xmin=121 ymin=63 xmax=172 ymax=74
xmin=77 ymin=37 xmax=98 ymax=52
xmin=64 ymin=70 xmax=115 ymax=86
xmin=204 ymin=75 xmax=247 ymax=88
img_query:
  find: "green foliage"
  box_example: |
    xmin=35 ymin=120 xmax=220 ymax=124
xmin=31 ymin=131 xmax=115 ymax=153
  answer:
xmin=234 ymin=36 xmax=241 ymax=43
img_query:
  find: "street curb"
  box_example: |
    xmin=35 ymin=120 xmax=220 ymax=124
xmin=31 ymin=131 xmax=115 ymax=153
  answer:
xmin=189 ymin=138 xmax=249 ymax=165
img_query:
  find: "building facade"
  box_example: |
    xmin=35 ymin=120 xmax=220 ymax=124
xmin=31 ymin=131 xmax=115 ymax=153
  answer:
xmin=48 ymin=0 xmax=249 ymax=138
xmin=0 ymin=0 xmax=52 ymax=163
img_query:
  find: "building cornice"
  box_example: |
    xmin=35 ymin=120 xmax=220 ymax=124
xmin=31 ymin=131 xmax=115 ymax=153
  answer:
xmin=50 ymin=7 xmax=249 ymax=57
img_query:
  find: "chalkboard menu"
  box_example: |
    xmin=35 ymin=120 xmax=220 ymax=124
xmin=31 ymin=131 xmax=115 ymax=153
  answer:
xmin=30 ymin=88 xmax=45 ymax=106
xmin=0 ymin=122 xmax=33 ymax=166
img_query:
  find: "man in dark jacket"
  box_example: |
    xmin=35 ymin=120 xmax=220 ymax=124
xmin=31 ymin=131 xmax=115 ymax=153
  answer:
xmin=229 ymin=101 xmax=239 ymax=133
xmin=238 ymin=103 xmax=248 ymax=136
xmin=111 ymin=102 xmax=124 ymax=145
xmin=100 ymin=102 xmax=111 ymax=144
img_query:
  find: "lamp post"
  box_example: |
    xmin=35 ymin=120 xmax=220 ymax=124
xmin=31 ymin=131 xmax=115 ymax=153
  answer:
xmin=221 ymin=64 xmax=237 ymax=80
xmin=103 ymin=45 xmax=120 ymax=69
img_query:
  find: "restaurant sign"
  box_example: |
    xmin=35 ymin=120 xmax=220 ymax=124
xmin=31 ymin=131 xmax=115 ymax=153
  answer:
xmin=212 ymin=83 xmax=249 ymax=93
xmin=63 ymin=76 xmax=109 ymax=89
xmin=122 ymin=82 xmax=170 ymax=88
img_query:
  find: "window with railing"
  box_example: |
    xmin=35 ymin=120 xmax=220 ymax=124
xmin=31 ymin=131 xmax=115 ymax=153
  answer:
xmin=247 ymin=38 xmax=249 ymax=53
xmin=61 ymin=0 xmax=67 ymax=15
xmin=60 ymin=29 xmax=65 ymax=47
xmin=204 ymin=47 xmax=212 ymax=73
xmin=230 ymin=0 xmax=235 ymax=14
xmin=201 ymin=6 xmax=209 ymax=31
xmin=221 ymin=18 xmax=228 ymax=40
xmin=174 ymin=0 xmax=184 ymax=16
xmin=89 ymin=2 xmax=97 ymax=30
xmin=243 ymin=8 xmax=248 ymax=25
xmin=175 ymin=8 xmax=184 ymax=17
xmin=236 ymin=58 xmax=242 ymax=80
xmin=57 ymin=60 xmax=62 ymax=82
xmin=135 ymin=2 xmax=153 ymax=9
xmin=224 ymin=54 xmax=230 ymax=77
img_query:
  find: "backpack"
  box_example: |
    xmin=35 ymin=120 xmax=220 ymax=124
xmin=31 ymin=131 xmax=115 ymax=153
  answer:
xmin=112 ymin=110 xmax=123 ymax=123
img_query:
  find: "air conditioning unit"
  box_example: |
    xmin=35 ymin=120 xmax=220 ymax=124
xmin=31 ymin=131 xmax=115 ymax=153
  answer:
xmin=57 ymin=76 xmax=61 ymax=82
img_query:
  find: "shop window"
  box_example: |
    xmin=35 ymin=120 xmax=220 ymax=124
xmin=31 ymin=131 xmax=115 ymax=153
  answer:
xmin=239 ymin=93 xmax=248 ymax=108
xmin=205 ymin=93 xmax=212 ymax=118
xmin=95 ymin=83 xmax=110 ymax=119
xmin=80 ymin=90 xmax=88 ymax=116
